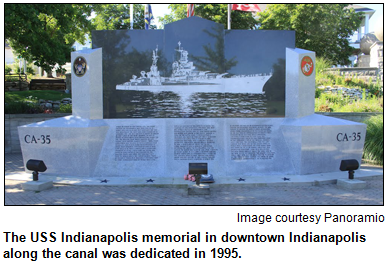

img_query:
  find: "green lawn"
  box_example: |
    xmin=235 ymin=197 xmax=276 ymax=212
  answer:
xmin=5 ymin=90 xmax=71 ymax=103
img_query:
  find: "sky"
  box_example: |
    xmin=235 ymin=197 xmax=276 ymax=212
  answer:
xmin=150 ymin=4 xmax=384 ymax=31
xmin=358 ymin=4 xmax=384 ymax=32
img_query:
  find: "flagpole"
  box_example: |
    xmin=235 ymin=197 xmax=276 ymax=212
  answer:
xmin=227 ymin=4 xmax=231 ymax=30
xmin=130 ymin=4 xmax=133 ymax=30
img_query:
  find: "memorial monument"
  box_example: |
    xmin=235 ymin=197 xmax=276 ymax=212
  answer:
xmin=18 ymin=17 xmax=366 ymax=180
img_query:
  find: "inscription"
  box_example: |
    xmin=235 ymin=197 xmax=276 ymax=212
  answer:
xmin=115 ymin=126 xmax=159 ymax=161
xmin=336 ymin=132 xmax=362 ymax=142
xmin=230 ymin=125 xmax=274 ymax=160
xmin=174 ymin=125 xmax=217 ymax=160
xmin=24 ymin=135 xmax=51 ymax=144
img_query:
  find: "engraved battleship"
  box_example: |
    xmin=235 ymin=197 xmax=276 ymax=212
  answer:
xmin=116 ymin=41 xmax=272 ymax=94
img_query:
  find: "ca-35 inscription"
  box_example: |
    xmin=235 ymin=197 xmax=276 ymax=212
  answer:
xmin=336 ymin=132 xmax=361 ymax=142
xmin=24 ymin=135 xmax=51 ymax=144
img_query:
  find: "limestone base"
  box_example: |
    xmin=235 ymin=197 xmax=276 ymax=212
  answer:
xmin=337 ymin=179 xmax=367 ymax=190
xmin=188 ymin=184 xmax=210 ymax=195
xmin=22 ymin=181 xmax=53 ymax=191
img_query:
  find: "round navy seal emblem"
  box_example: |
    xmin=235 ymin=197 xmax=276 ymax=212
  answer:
xmin=73 ymin=56 xmax=87 ymax=77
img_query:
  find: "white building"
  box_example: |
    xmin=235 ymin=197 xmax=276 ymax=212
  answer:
xmin=71 ymin=35 xmax=92 ymax=51
xmin=347 ymin=5 xmax=376 ymax=49
xmin=5 ymin=42 xmax=15 ymax=65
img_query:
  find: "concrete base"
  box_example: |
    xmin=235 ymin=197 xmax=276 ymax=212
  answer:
xmin=22 ymin=181 xmax=53 ymax=191
xmin=188 ymin=184 xmax=210 ymax=195
xmin=337 ymin=179 xmax=367 ymax=190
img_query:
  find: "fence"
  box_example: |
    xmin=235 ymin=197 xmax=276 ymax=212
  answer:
xmin=4 ymin=74 xmax=28 ymax=91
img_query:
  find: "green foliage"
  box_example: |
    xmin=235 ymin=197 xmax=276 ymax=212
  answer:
xmin=92 ymin=4 xmax=154 ymax=30
xmin=5 ymin=90 xmax=70 ymax=104
xmin=159 ymin=4 xmax=258 ymax=29
xmin=5 ymin=4 xmax=93 ymax=73
xmin=14 ymin=64 xmax=35 ymax=75
xmin=337 ymin=98 xmax=383 ymax=112
xmin=5 ymin=65 xmax=13 ymax=74
xmin=56 ymin=104 xmax=72 ymax=113
xmin=363 ymin=115 xmax=383 ymax=165
xmin=4 ymin=75 xmax=20 ymax=82
xmin=315 ymin=57 xmax=336 ymax=86
xmin=5 ymin=91 xmax=72 ymax=114
xmin=315 ymin=57 xmax=332 ymax=76
xmin=257 ymin=4 xmax=362 ymax=65
xmin=315 ymin=93 xmax=383 ymax=113
xmin=191 ymin=25 xmax=237 ymax=73
xmin=315 ymin=87 xmax=323 ymax=98
xmin=5 ymin=101 xmax=42 ymax=114
xmin=315 ymin=56 xmax=384 ymax=101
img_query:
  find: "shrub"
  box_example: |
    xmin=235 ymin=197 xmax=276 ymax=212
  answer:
xmin=5 ymin=65 xmax=13 ymax=74
xmin=315 ymin=88 xmax=323 ymax=98
xmin=4 ymin=76 xmax=20 ymax=82
xmin=4 ymin=101 xmax=42 ymax=114
xmin=14 ymin=62 xmax=35 ymax=75
xmin=363 ymin=115 xmax=383 ymax=165
xmin=337 ymin=97 xmax=383 ymax=112
xmin=56 ymin=104 xmax=72 ymax=113
xmin=317 ymin=105 xmax=332 ymax=112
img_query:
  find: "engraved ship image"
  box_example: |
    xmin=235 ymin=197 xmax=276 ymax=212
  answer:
xmin=116 ymin=41 xmax=272 ymax=94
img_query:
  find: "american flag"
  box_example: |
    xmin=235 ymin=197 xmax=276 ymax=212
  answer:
xmin=187 ymin=4 xmax=195 ymax=17
xmin=232 ymin=4 xmax=261 ymax=12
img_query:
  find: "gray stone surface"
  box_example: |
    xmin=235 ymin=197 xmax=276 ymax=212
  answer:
xmin=18 ymin=117 xmax=109 ymax=177
xmin=360 ymin=33 xmax=378 ymax=55
xmin=281 ymin=114 xmax=366 ymax=174
xmin=188 ymin=184 xmax=210 ymax=195
xmin=358 ymin=55 xmax=371 ymax=68
xmin=286 ymin=48 xmax=316 ymax=118
xmin=22 ymin=180 xmax=53 ymax=191
xmin=5 ymin=153 xmax=383 ymax=205
xmin=337 ymin=179 xmax=367 ymax=190
xmin=71 ymin=48 xmax=103 ymax=119
xmin=17 ymin=114 xmax=366 ymax=178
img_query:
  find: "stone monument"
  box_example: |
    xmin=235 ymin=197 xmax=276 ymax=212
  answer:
xmin=18 ymin=17 xmax=366 ymax=180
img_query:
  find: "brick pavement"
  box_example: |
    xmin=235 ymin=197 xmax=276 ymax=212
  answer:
xmin=4 ymin=153 xmax=384 ymax=205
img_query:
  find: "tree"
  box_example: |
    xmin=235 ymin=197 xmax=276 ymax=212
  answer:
xmin=159 ymin=4 xmax=258 ymax=29
xmin=5 ymin=4 xmax=93 ymax=75
xmin=257 ymin=4 xmax=362 ymax=65
xmin=191 ymin=26 xmax=237 ymax=74
xmin=92 ymin=4 xmax=156 ymax=30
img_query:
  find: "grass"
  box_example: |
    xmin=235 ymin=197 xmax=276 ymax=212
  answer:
xmin=363 ymin=115 xmax=383 ymax=165
xmin=315 ymin=93 xmax=383 ymax=113
xmin=4 ymin=90 xmax=72 ymax=114
xmin=5 ymin=90 xmax=70 ymax=104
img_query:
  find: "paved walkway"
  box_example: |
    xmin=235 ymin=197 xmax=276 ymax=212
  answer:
xmin=4 ymin=153 xmax=384 ymax=205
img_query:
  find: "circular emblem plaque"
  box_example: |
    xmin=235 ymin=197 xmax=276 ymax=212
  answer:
xmin=301 ymin=56 xmax=314 ymax=76
xmin=73 ymin=56 xmax=87 ymax=77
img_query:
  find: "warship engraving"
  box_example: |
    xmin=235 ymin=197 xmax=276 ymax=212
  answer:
xmin=116 ymin=42 xmax=272 ymax=94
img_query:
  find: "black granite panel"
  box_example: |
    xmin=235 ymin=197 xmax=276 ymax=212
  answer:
xmin=92 ymin=17 xmax=295 ymax=119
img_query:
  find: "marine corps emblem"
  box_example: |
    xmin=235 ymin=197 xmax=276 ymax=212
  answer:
xmin=301 ymin=56 xmax=314 ymax=76
xmin=73 ymin=57 xmax=87 ymax=77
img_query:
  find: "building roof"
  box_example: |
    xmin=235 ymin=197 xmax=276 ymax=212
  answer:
xmin=347 ymin=4 xmax=375 ymax=18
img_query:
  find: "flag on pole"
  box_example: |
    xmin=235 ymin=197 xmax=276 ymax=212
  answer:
xmin=144 ymin=4 xmax=154 ymax=29
xmin=187 ymin=4 xmax=195 ymax=17
xmin=232 ymin=4 xmax=261 ymax=12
